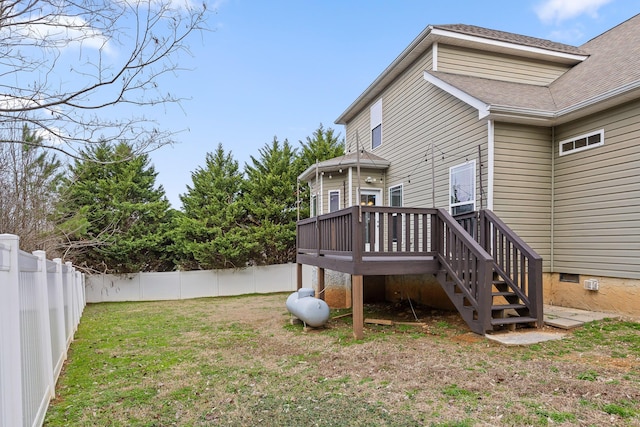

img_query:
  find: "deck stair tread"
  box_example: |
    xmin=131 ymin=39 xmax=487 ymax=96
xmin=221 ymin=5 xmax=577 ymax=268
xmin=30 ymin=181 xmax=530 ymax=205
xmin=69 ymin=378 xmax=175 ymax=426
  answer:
xmin=491 ymin=316 xmax=537 ymax=326
xmin=492 ymin=303 xmax=527 ymax=310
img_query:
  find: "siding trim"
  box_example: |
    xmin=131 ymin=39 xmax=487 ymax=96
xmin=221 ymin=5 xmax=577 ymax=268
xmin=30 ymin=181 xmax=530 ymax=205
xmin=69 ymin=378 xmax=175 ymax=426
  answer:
xmin=423 ymin=71 xmax=490 ymax=119
xmin=433 ymin=42 xmax=438 ymax=71
xmin=348 ymin=167 xmax=353 ymax=207
xmin=487 ymin=120 xmax=494 ymax=210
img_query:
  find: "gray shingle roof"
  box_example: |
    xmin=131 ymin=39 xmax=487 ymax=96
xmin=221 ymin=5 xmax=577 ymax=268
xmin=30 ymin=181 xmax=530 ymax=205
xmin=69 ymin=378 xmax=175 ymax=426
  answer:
xmin=426 ymin=71 xmax=557 ymax=112
xmin=550 ymin=14 xmax=640 ymax=110
xmin=432 ymin=24 xmax=588 ymax=56
xmin=429 ymin=14 xmax=640 ymax=117
xmin=298 ymin=151 xmax=390 ymax=182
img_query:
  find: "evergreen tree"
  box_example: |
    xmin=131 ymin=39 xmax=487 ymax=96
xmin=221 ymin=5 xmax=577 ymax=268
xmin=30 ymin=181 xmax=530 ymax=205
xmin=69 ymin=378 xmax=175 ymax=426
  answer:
xmin=296 ymin=124 xmax=345 ymax=216
xmin=55 ymin=141 xmax=174 ymax=273
xmin=297 ymin=123 xmax=345 ymax=169
xmin=175 ymin=144 xmax=254 ymax=269
xmin=0 ymin=125 xmax=63 ymax=252
xmin=243 ymin=137 xmax=299 ymax=265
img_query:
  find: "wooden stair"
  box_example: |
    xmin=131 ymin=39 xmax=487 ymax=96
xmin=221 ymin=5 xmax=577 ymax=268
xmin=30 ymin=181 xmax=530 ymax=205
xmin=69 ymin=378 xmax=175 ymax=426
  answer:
xmin=489 ymin=274 xmax=537 ymax=330
xmin=436 ymin=209 xmax=544 ymax=335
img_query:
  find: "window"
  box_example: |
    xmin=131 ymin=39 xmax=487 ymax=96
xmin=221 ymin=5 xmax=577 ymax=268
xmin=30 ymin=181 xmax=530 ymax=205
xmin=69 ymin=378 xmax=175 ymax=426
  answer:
xmin=389 ymin=185 xmax=402 ymax=207
xmin=329 ymin=190 xmax=340 ymax=212
xmin=389 ymin=184 xmax=403 ymax=241
xmin=559 ymin=129 xmax=604 ymax=156
xmin=449 ymin=161 xmax=476 ymax=215
xmin=370 ymin=99 xmax=382 ymax=149
xmin=310 ymin=194 xmax=317 ymax=217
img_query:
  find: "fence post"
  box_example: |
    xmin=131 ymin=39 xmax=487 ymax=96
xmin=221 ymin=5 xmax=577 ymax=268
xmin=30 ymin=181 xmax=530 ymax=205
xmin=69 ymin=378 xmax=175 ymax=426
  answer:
xmin=63 ymin=262 xmax=74 ymax=346
xmin=52 ymin=258 xmax=67 ymax=381
xmin=0 ymin=234 xmax=24 ymax=426
xmin=34 ymin=250 xmax=56 ymax=399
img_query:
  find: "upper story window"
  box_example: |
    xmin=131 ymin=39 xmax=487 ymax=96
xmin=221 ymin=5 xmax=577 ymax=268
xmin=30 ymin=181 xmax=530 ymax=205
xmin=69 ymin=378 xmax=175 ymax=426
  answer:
xmin=329 ymin=190 xmax=340 ymax=212
xmin=370 ymin=99 xmax=382 ymax=149
xmin=450 ymin=161 xmax=476 ymax=216
xmin=559 ymin=129 xmax=604 ymax=156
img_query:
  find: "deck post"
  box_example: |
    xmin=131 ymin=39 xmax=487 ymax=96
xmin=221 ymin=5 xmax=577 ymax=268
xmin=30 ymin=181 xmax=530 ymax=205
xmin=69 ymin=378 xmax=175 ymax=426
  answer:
xmin=352 ymin=274 xmax=363 ymax=339
xmin=317 ymin=267 xmax=325 ymax=300
xmin=296 ymin=263 xmax=303 ymax=290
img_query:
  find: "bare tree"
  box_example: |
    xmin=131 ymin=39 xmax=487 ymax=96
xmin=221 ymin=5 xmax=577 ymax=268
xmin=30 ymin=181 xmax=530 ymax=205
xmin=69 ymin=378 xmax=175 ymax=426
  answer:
xmin=0 ymin=0 xmax=207 ymax=159
xmin=0 ymin=125 xmax=63 ymax=252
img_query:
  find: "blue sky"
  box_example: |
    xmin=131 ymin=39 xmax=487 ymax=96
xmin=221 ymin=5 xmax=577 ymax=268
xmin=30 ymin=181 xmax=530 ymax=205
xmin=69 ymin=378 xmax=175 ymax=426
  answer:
xmin=150 ymin=0 xmax=637 ymax=208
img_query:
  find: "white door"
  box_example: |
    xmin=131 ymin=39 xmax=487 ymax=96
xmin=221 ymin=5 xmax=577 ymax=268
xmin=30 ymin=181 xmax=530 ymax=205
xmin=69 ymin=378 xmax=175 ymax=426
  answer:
xmin=360 ymin=189 xmax=382 ymax=251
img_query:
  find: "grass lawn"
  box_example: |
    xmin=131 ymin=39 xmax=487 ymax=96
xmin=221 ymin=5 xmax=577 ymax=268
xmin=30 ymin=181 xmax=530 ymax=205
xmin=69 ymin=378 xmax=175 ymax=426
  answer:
xmin=45 ymin=293 xmax=640 ymax=426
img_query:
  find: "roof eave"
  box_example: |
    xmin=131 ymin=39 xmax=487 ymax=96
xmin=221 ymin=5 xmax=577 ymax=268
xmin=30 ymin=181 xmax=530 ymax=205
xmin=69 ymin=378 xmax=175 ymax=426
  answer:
xmin=298 ymin=158 xmax=390 ymax=182
xmin=423 ymin=71 xmax=490 ymax=120
xmin=335 ymin=26 xmax=436 ymax=125
xmin=336 ymin=26 xmax=588 ymax=126
xmin=429 ymin=27 xmax=588 ymax=64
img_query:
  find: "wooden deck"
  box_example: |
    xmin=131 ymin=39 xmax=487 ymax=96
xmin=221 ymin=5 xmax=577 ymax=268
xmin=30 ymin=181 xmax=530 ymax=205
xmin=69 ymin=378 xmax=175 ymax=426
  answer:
xmin=296 ymin=206 xmax=543 ymax=338
xmin=297 ymin=206 xmax=441 ymax=275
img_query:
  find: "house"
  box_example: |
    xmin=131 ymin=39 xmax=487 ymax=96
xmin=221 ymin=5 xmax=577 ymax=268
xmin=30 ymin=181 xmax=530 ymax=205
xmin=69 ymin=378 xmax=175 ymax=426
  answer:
xmin=296 ymin=14 xmax=640 ymax=337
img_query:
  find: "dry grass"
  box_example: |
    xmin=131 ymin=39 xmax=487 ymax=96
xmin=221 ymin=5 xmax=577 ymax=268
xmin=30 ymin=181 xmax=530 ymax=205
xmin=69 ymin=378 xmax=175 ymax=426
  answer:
xmin=45 ymin=293 xmax=640 ymax=426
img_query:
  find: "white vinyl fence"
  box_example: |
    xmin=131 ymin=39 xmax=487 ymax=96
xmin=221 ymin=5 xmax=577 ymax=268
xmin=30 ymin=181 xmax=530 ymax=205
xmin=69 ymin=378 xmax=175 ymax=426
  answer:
xmin=0 ymin=234 xmax=85 ymax=427
xmin=85 ymin=263 xmax=314 ymax=303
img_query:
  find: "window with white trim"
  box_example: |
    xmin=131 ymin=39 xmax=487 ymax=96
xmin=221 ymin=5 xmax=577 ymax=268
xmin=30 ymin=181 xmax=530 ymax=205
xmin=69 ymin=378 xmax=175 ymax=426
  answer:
xmin=310 ymin=194 xmax=317 ymax=217
xmin=449 ymin=161 xmax=476 ymax=215
xmin=559 ymin=129 xmax=604 ymax=156
xmin=389 ymin=184 xmax=403 ymax=242
xmin=329 ymin=190 xmax=340 ymax=213
xmin=370 ymin=98 xmax=382 ymax=149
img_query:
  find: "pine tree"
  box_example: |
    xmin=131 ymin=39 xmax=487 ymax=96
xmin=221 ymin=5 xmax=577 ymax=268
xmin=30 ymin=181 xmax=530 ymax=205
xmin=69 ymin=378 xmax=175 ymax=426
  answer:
xmin=242 ymin=137 xmax=299 ymax=265
xmin=55 ymin=141 xmax=174 ymax=273
xmin=297 ymin=123 xmax=345 ymax=170
xmin=296 ymin=123 xmax=345 ymax=217
xmin=175 ymin=144 xmax=254 ymax=269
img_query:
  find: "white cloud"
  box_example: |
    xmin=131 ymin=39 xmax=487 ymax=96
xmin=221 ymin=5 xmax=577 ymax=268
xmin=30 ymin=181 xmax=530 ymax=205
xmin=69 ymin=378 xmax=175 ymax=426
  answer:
xmin=7 ymin=14 xmax=113 ymax=56
xmin=535 ymin=0 xmax=614 ymax=24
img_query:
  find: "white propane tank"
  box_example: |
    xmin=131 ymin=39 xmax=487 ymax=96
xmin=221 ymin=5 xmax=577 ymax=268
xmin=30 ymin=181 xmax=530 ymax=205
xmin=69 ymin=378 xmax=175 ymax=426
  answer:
xmin=286 ymin=287 xmax=330 ymax=328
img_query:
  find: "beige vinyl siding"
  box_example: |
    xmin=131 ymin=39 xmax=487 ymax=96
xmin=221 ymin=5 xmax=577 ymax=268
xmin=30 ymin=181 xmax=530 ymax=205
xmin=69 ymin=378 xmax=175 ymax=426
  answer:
xmin=308 ymin=176 xmax=347 ymax=215
xmin=493 ymin=123 xmax=552 ymax=271
xmin=345 ymin=48 xmax=489 ymax=212
xmin=553 ymin=99 xmax=640 ymax=279
xmin=348 ymin=168 xmax=386 ymax=206
xmin=438 ymin=45 xmax=570 ymax=86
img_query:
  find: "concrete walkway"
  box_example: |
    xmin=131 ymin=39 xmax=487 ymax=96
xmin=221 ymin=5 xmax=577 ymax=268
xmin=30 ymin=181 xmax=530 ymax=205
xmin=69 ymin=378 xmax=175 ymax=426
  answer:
xmin=543 ymin=304 xmax=620 ymax=329
xmin=485 ymin=305 xmax=620 ymax=346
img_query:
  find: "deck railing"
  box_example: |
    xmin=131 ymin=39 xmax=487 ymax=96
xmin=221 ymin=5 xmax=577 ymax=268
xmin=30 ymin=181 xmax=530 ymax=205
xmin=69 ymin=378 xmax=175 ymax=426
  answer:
xmin=479 ymin=210 xmax=543 ymax=327
xmin=297 ymin=206 xmax=439 ymax=259
xmin=434 ymin=209 xmax=494 ymax=333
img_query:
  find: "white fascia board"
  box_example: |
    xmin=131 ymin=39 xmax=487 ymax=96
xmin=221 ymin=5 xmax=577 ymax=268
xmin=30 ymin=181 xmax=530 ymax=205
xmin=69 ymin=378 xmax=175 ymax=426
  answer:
xmin=429 ymin=28 xmax=588 ymax=63
xmin=488 ymin=105 xmax=556 ymax=120
xmin=556 ymin=80 xmax=640 ymax=117
xmin=423 ymin=71 xmax=490 ymax=119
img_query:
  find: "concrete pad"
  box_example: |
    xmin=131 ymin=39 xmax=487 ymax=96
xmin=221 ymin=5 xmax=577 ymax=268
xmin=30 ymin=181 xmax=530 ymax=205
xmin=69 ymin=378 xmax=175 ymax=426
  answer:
xmin=486 ymin=331 xmax=566 ymax=346
xmin=545 ymin=317 xmax=584 ymax=330
xmin=543 ymin=304 xmax=620 ymax=329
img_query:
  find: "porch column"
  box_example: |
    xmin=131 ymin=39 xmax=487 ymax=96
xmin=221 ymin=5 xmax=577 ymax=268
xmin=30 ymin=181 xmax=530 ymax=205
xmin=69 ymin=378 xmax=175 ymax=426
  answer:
xmin=352 ymin=274 xmax=363 ymax=339
xmin=317 ymin=267 xmax=325 ymax=300
xmin=296 ymin=263 xmax=303 ymax=290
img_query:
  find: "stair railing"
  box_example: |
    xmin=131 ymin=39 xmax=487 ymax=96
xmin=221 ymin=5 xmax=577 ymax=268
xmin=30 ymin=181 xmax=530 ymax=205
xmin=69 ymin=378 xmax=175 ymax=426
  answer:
xmin=478 ymin=210 xmax=543 ymax=327
xmin=435 ymin=209 xmax=494 ymax=333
